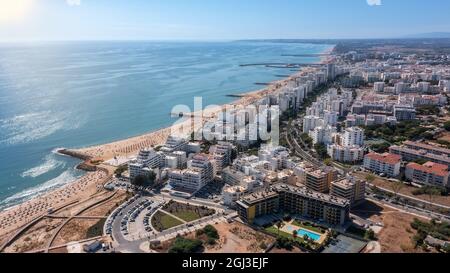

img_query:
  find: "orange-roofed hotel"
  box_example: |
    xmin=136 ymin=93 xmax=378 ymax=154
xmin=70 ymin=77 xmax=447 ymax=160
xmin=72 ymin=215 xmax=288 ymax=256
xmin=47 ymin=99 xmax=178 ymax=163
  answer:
xmin=363 ymin=152 xmax=402 ymax=178
xmin=405 ymin=162 xmax=450 ymax=189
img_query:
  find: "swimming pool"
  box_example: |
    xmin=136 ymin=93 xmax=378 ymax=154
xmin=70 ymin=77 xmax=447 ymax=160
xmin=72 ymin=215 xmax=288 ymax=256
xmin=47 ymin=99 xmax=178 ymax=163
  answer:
xmin=297 ymin=229 xmax=321 ymax=241
xmin=285 ymin=225 xmax=322 ymax=242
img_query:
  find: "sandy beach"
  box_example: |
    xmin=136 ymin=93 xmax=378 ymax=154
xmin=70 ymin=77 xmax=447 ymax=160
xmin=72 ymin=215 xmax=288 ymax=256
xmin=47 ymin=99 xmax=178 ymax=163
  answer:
xmin=0 ymin=47 xmax=335 ymax=241
xmin=0 ymin=169 xmax=110 ymax=241
xmin=71 ymin=65 xmax=330 ymax=162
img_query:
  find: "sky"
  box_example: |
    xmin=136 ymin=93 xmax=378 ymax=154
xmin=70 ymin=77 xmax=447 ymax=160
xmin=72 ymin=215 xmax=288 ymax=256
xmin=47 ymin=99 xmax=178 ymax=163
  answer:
xmin=0 ymin=0 xmax=449 ymax=41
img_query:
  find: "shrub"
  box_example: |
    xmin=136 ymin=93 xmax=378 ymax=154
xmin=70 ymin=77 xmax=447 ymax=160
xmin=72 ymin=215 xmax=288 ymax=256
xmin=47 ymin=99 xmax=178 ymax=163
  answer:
xmin=203 ymin=225 xmax=219 ymax=240
xmin=168 ymin=237 xmax=203 ymax=253
xmin=444 ymin=121 xmax=450 ymax=131
xmin=276 ymin=236 xmax=293 ymax=250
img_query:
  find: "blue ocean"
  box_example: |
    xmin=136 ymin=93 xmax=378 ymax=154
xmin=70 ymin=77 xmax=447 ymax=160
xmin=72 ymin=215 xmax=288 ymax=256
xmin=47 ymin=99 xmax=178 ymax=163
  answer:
xmin=0 ymin=41 xmax=331 ymax=210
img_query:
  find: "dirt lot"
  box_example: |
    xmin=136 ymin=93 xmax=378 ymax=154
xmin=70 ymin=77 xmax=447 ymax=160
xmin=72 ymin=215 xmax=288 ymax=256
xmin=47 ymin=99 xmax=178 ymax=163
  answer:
xmin=81 ymin=192 xmax=129 ymax=217
xmin=52 ymin=218 xmax=100 ymax=246
xmin=155 ymin=222 xmax=275 ymax=253
xmin=353 ymin=200 xmax=429 ymax=253
xmin=3 ymin=218 xmax=64 ymax=253
xmin=438 ymin=131 xmax=450 ymax=142
xmin=268 ymin=246 xmax=305 ymax=253
xmin=355 ymin=171 xmax=450 ymax=207
xmin=206 ymin=222 xmax=275 ymax=253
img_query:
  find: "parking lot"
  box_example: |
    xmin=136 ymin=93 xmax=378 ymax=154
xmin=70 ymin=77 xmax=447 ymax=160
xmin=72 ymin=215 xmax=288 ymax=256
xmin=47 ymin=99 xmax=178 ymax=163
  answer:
xmin=106 ymin=195 xmax=163 ymax=241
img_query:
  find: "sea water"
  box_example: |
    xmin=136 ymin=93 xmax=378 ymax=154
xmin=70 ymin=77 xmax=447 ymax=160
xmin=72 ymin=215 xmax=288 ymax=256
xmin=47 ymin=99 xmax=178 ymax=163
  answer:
xmin=0 ymin=41 xmax=332 ymax=210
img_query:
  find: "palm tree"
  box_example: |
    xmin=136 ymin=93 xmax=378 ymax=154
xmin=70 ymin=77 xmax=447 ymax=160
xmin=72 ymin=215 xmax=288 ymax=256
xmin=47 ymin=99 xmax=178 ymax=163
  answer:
xmin=390 ymin=181 xmax=404 ymax=201
xmin=276 ymin=222 xmax=284 ymax=235
xmin=425 ymin=187 xmax=441 ymax=210
xmin=366 ymin=174 xmax=376 ymax=184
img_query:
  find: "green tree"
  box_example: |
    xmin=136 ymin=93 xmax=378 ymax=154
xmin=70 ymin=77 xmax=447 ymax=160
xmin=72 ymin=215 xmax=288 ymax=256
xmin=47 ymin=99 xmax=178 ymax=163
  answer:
xmin=324 ymin=158 xmax=333 ymax=166
xmin=276 ymin=236 xmax=293 ymax=250
xmin=444 ymin=121 xmax=450 ymax=132
xmin=114 ymin=165 xmax=128 ymax=177
xmin=276 ymin=221 xmax=285 ymax=236
xmin=366 ymin=174 xmax=376 ymax=184
xmin=365 ymin=229 xmax=377 ymax=241
xmin=390 ymin=181 xmax=404 ymax=200
xmin=168 ymin=237 xmax=203 ymax=253
xmin=314 ymin=143 xmax=329 ymax=159
xmin=203 ymin=225 xmax=219 ymax=240
xmin=425 ymin=187 xmax=441 ymax=210
xmin=132 ymin=175 xmax=148 ymax=187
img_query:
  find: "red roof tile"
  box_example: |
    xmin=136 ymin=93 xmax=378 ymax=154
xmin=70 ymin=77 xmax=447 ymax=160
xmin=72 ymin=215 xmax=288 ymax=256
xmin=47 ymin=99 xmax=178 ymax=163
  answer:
xmin=406 ymin=162 xmax=449 ymax=177
xmin=365 ymin=153 xmax=402 ymax=165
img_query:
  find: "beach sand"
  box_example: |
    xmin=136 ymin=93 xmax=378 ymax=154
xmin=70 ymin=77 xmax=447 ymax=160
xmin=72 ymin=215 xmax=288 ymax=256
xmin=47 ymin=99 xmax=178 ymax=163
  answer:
xmin=69 ymin=65 xmax=328 ymax=162
xmin=0 ymin=169 xmax=110 ymax=240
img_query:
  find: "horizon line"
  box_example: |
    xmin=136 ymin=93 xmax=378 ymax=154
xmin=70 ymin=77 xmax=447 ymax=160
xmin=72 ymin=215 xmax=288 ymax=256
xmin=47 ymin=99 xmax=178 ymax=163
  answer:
xmin=2 ymin=37 xmax=450 ymax=44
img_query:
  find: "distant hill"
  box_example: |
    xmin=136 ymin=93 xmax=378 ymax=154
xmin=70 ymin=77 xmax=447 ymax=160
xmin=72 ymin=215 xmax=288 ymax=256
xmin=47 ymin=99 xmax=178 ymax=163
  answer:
xmin=404 ymin=32 xmax=450 ymax=39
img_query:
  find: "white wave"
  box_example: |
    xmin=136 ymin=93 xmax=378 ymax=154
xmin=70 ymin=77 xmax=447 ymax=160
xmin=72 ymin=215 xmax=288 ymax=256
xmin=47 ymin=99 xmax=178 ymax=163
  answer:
xmin=0 ymin=111 xmax=64 ymax=145
xmin=0 ymin=110 xmax=87 ymax=146
xmin=0 ymin=169 xmax=80 ymax=209
xmin=21 ymin=154 xmax=65 ymax=178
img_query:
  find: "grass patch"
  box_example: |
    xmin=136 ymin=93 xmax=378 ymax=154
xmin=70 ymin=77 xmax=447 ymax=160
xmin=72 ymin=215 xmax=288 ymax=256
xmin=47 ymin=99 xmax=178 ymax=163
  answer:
xmin=171 ymin=211 xmax=201 ymax=222
xmin=151 ymin=211 xmax=184 ymax=232
xmin=168 ymin=237 xmax=204 ymax=253
xmin=265 ymin=226 xmax=306 ymax=244
xmin=292 ymin=221 xmax=325 ymax=234
xmin=162 ymin=200 xmax=215 ymax=223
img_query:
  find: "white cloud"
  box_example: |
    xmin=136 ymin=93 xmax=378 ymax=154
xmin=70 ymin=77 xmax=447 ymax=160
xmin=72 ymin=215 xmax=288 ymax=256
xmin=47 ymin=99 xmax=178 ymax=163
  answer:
xmin=367 ymin=0 xmax=382 ymax=6
xmin=66 ymin=0 xmax=81 ymax=6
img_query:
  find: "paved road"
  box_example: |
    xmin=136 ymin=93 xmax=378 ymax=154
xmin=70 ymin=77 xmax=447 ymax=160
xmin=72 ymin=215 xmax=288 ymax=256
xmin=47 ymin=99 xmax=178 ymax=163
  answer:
xmin=109 ymin=194 xmax=234 ymax=253
xmin=366 ymin=181 xmax=450 ymax=210
xmin=365 ymin=196 xmax=450 ymax=222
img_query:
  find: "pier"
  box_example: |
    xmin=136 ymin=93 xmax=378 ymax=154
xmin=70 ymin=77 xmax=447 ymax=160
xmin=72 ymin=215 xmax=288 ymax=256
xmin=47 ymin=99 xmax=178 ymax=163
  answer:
xmin=281 ymin=53 xmax=331 ymax=57
xmin=170 ymin=112 xmax=215 ymax=119
xmin=226 ymin=94 xmax=246 ymax=98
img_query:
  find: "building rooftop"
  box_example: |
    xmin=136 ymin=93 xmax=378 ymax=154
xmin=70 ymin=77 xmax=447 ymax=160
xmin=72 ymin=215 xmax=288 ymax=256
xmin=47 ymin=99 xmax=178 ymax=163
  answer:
xmin=240 ymin=189 xmax=279 ymax=204
xmin=224 ymin=186 xmax=246 ymax=194
xmin=331 ymin=179 xmax=356 ymax=191
xmin=365 ymin=152 xmax=402 ymax=165
xmin=404 ymin=141 xmax=450 ymax=156
xmin=273 ymin=183 xmax=350 ymax=207
xmin=390 ymin=146 xmax=450 ymax=164
xmin=406 ymin=161 xmax=450 ymax=177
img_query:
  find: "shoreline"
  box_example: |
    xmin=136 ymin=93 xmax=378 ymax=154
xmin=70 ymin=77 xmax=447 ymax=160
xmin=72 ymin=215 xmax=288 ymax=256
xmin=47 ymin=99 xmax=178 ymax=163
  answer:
xmin=66 ymin=45 xmax=335 ymax=162
xmin=0 ymin=44 xmax=335 ymax=238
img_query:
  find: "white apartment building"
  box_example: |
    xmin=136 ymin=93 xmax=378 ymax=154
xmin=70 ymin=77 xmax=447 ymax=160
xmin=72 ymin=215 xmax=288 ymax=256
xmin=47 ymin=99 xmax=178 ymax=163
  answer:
xmin=323 ymin=110 xmax=339 ymax=126
xmin=331 ymin=177 xmax=366 ymax=207
xmin=343 ymin=127 xmax=365 ymax=147
xmin=374 ymin=82 xmax=385 ymax=93
xmin=405 ymin=162 xmax=450 ymax=189
xmin=328 ymin=144 xmax=365 ymax=163
xmin=136 ymin=149 xmax=162 ymax=169
xmin=309 ymin=126 xmax=336 ymax=145
xmin=303 ymin=115 xmax=323 ymax=133
xmin=160 ymin=135 xmax=188 ymax=154
xmin=168 ymin=154 xmax=214 ymax=192
xmin=364 ymin=153 xmax=402 ymax=178
xmin=223 ymin=186 xmax=247 ymax=207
